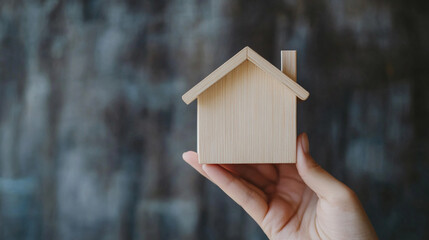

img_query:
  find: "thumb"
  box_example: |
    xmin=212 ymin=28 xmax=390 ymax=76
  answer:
xmin=296 ymin=133 xmax=355 ymax=202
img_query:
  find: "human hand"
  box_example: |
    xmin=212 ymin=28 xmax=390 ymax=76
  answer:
xmin=182 ymin=133 xmax=378 ymax=240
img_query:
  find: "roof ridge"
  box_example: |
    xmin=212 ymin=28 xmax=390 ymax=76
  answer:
xmin=182 ymin=46 xmax=309 ymax=104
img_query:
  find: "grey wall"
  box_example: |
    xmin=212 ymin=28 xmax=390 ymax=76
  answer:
xmin=0 ymin=0 xmax=428 ymax=239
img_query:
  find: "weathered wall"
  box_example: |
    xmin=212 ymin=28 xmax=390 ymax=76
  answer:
xmin=0 ymin=0 xmax=428 ymax=239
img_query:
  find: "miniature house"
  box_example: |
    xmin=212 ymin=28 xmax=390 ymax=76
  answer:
xmin=182 ymin=47 xmax=309 ymax=164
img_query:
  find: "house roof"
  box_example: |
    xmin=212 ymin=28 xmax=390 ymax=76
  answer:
xmin=182 ymin=46 xmax=309 ymax=104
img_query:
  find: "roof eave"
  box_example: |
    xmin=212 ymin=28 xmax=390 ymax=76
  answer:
xmin=182 ymin=46 xmax=309 ymax=104
xmin=182 ymin=47 xmax=248 ymax=104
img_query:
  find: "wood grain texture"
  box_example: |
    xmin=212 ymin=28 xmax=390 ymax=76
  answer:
xmin=182 ymin=47 xmax=248 ymax=104
xmin=182 ymin=46 xmax=309 ymax=104
xmin=281 ymin=50 xmax=297 ymax=82
xmin=247 ymin=47 xmax=308 ymax=100
xmin=197 ymin=60 xmax=296 ymax=164
xmin=282 ymin=50 xmax=297 ymax=163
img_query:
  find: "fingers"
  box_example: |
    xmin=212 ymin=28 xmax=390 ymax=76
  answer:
xmin=182 ymin=151 xmax=269 ymax=224
xmin=182 ymin=151 xmax=277 ymax=190
xmin=182 ymin=151 xmax=209 ymax=179
xmin=220 ymin=164 xmax=275 ymax=189
xmin=253 ymin=164 xmax=278 ymax=182
xmin=296 ymin=133 xmax=355 ymax=203
xmin=202 ymin=164 xmax=268 ymax=224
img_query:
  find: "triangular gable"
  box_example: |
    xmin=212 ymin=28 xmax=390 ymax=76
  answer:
xmin=182 ymin=46 xmax=309 ymax=104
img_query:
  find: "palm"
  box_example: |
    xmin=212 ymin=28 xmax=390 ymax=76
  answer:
xmin=219 ymin=163 xmax=319 ymax=239
xmin=259 ymin=164 xmax=314 ymax=239
xmin=182 ymin=133 xmax=378 ymax=240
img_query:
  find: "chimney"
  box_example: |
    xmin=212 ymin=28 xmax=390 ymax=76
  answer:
xmin=281 ymin=50 xmax=297 ymax=82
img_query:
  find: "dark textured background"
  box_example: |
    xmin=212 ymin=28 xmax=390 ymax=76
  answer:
xmin=0 ymin=0 xmax=428 ymax=239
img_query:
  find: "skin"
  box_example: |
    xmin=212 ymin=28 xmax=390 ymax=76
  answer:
xmin=182 ymin=133 xmax=378 ymax=240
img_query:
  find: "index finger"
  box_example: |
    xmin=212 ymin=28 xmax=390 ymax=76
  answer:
xmin=182 ymin=151 xmax=209 ymax=179
xmin=202 ymin=164 xmax=268 ymax=225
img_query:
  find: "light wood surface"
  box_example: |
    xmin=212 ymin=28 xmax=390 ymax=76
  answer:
xmin=247 ymin=47 xmax=308 ymax=100
xmin=182 ymin=46 xmax=309 ymax=104
xmin=281 ymin=50 xmax=297 ymax=82
xmin=197 ymin=60 xmax=296 ymax=164
xmin=182 ymin=48 xmax=247 ymax=104
xmin=281 ymin=50 xmax=297 ymax=163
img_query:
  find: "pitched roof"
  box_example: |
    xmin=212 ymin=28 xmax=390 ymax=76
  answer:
xmin=182 ymin=46 xmax=309 ymax=104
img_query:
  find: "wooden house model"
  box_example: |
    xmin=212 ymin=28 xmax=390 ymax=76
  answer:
xmin=182 ymin=47 xmax=309 ymax=164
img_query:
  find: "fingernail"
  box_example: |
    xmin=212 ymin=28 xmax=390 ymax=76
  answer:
xmin=301 ymin=133 xmax=310 ymax=153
